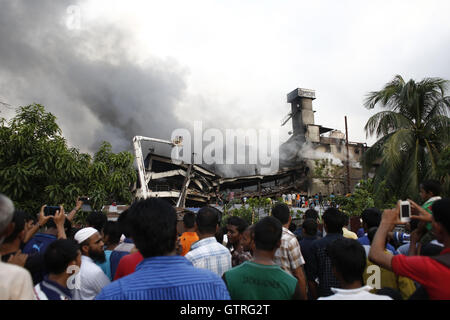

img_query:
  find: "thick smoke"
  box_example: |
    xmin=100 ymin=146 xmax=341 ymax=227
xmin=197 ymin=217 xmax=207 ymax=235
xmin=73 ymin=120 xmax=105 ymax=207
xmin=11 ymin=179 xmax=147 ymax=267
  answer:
xmin=0 ymin=0 xmax=187 ymax=153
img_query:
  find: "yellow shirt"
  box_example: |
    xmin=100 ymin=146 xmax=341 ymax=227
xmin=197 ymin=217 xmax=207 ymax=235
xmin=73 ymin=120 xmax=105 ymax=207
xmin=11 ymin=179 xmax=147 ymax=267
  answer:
xmin=342 ymin=227 xmax=358 ymax=240
xmin=363 ymin=254 xmax=416 ymax=300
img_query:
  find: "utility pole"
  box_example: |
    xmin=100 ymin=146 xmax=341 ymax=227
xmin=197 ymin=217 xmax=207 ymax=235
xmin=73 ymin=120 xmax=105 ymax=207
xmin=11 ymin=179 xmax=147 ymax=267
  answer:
xmin=345 ymin=116 xmax=351 ymax=194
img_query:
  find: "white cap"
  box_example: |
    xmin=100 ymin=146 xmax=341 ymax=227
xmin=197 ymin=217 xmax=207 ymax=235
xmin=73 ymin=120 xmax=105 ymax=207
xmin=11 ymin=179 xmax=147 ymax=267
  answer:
xmin=74 ymin=227 xmax=98 ymax=244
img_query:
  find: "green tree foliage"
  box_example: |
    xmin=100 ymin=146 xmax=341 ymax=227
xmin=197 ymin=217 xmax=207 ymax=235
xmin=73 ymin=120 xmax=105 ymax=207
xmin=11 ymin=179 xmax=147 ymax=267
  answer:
xmin=0 ymin=104 xmax=136 ymax=214
xmin=363 ymin=75 xmax=450 ymax=203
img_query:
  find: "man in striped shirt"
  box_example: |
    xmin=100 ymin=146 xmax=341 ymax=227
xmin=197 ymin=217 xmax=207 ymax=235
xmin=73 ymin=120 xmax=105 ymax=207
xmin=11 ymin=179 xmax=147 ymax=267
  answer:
xmin=185 ymin=207 xmax=232 ymax=277
xmin=95 ymin=199 xmax=230 ymax=300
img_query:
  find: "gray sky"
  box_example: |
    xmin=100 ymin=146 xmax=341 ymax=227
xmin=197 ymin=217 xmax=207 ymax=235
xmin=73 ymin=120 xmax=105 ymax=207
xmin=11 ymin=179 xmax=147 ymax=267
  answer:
xmin=1 ymin=0 xmax=449 ymax=156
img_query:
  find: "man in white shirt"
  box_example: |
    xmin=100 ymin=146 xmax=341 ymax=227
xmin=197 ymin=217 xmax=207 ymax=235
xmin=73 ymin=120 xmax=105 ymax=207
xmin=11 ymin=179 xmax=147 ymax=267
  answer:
xmin=318 ymin=238 xmax=391 ymax=300
xmin=0 ymin=193 xmax=35 ymax=300
xmin=72 ymin=227 xmax=110 ymax=300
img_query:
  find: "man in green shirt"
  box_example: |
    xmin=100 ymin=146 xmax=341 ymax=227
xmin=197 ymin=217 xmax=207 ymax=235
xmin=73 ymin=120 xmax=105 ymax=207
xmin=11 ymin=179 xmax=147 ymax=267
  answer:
xmin=413 ymin=180 xmax=442 ymax=246
xmin=223 ymin=216 xmax=303 ymax=300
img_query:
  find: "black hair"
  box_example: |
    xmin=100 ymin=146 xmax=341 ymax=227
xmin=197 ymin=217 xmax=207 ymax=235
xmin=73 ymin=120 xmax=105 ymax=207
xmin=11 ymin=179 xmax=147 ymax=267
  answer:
xmin=196 ymin=206 xmax=220 ymax=235
xmin=127 ymin=198 xmax=177 ymax=258
xmin=304 ymin=208 xmax=319 ymax=221
xmin=361 ymin=208 xmax=382 ymax=229
xmin=420 ymin=180 xmax=441 ymax=196
xmin=289 ymin=222 xmax=297 ymax=233
xmin=342 ymin=213 xmax=349 ymax=226
xmin=103 ymin=221 xmax=122 ymax=245
xmin=117 ymin=209 xmax=132 ymax=238
xmin=215 ymin=226 xmax=226 ymax=244
xmin=226 ymin=216 xmax=248 ymax=234
xmin=44 ymin=239 xmax=80 ymax=274
xmin=302 ymin=218 xmax=318 ymax=237
xmin=4 ymin=210 xmax=26 ymax=243
xmin=254 ymin=216 xmax=282 ymax=251
xmin=323 ymin=207 xmax=345 ymax=234
xmin=327 ymin=238 xmax=366 ymax=284
xmin=271 ymin=203 xmax=290 ymax=225
xmin=367 ymin=226 xmax=378 ymax=244
xmin=183 ymin=211 xmax=196 ymax=229
xmin=86 ymin=212 xmax=108 ymax=233
xmin=432 ymin=198 xmax=450 ymax=234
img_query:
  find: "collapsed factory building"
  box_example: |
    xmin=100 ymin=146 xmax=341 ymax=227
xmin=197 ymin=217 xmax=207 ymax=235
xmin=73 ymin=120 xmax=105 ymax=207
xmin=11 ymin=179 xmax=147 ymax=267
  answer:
xmin=132 ymin=87 xmax=368 ymax=206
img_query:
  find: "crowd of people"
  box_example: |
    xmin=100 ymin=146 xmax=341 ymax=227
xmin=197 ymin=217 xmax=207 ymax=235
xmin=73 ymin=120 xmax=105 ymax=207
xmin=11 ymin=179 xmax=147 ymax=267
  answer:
xmin=0 ymin=179 xmax=449 ymax=300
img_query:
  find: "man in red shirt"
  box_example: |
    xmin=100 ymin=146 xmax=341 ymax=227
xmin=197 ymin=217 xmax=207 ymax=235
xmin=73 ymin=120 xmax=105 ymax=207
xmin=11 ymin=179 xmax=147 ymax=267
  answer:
xmin=114 ymin=250 xmax=143 ymax=280
xmin=369 ymin=198 xmax=450 ymax=299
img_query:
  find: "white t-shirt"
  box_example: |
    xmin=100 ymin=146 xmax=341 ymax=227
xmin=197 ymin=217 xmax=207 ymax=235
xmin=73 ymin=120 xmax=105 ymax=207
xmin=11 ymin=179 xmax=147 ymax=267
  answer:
xmin=71 ymin=255 xmax=110 ymax=300
xmin=318 ymin=286 xmax=392 ymax=300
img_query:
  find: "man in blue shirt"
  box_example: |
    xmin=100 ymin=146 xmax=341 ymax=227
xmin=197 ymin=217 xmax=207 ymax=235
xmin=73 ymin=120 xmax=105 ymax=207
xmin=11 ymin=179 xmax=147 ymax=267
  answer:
xmin=95 ymin=198 xmax=230 ymax=300
xmin=357 ymin=208 xmax=397 ymax=255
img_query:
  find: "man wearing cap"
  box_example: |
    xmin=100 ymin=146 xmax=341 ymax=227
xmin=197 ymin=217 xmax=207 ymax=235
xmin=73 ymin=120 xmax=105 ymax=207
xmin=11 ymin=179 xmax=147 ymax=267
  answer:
xmin=72 ymin=227 xmax=110 ymax=300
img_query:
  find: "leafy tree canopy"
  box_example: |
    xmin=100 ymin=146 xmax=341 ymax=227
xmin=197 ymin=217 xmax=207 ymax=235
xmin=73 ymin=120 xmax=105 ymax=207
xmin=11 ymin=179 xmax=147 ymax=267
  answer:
xmin=0 ymin=104 xmax=136 ymax=215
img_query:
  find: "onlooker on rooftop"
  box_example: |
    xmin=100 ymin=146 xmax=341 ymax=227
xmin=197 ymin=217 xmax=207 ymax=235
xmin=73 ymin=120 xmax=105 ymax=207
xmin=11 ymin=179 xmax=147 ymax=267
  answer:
xmin=96 ymin=198 xmax=230 ymax=300
xmin=223 ymin=216 xmax=302 ymax=300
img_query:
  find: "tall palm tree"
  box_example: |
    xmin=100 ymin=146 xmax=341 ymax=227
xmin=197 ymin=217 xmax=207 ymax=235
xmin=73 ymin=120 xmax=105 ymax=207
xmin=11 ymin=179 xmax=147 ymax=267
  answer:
xmin=363 ymin=75 xmax=450 ymax=201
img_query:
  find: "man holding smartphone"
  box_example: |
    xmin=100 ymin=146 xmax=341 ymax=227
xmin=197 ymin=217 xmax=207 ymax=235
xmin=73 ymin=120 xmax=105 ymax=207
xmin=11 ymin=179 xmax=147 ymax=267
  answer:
xmin=369 ymin=198 xmax=450 ymax=299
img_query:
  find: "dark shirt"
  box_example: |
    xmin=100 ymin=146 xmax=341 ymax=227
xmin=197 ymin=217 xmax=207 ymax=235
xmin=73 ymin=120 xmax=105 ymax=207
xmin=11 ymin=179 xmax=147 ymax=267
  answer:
xmin=309 ymin=233 xmax=344 ymax=297
xmin=294 ymin=228 xmax=322 ymax=242
xmin=23 ymin=233 xmax=57 ymax=255
xmin=109 ymin=238 xmax=134 ymax=279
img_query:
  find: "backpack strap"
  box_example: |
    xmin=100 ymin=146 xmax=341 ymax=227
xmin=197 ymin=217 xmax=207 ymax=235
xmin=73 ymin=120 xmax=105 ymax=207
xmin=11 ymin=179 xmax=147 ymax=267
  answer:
xmin=430 ymin=252 xmax=450 ymax=268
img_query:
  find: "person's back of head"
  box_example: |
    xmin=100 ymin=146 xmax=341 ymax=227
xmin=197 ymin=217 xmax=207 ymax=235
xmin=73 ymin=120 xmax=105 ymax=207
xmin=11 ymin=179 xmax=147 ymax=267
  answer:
xmin=367 ymin=227 xmax=378 ymax=244
xmin=431 ymin=198 xmax=450 ymax=239
xmin=361 ymin=208 xmax=382 ymax=230
xmin=323 ymin=207 xmax=345 ymax=234
xmin=127 ymin=198 xmax=177 ymax=258
xmin=86 ymin=212 xmax=108 ymax=234
xmin=3 ymin=210 xmax=27 ymax=244
xmin=226 ymin=216 xmax=248 ymax=234
xmin=117 ymin=208 xmax=132 ymax=238
xmin=44 ymin=239 xmax=80 ymax=275
xmin=0 ymin=194 xmax=14 ymax=245
xmin=271 ymin=203 xmax=290 ymax=225
xmin=196 ymin=206 xmax=220 ymax=235
xmin=302 ymin=218 xmax=318 ymax=237
xmin=103 ymin=221 xmax=122 ymax=246
xmin=254 ymin=216 xmax=282 ymax=252
xmin=304 ymin=208 xmax=319 ymax=221
xmin=183 ymin=211 xmax=196 ymax=230
xmin=327 ymin=238 xmax=366 ymax=285
xmin=420 ymin=180 xmax=441 ymax=198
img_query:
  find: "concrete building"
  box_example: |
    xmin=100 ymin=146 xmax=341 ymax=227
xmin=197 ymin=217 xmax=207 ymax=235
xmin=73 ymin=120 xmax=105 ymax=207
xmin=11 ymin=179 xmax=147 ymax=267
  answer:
xmin=279 ymin=88 xmax=367 ymax=195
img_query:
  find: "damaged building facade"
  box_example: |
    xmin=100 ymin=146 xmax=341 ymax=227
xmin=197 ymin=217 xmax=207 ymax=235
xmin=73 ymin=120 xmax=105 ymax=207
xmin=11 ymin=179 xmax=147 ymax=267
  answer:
xmin=133 ymin=87 xmax=367 ymax=206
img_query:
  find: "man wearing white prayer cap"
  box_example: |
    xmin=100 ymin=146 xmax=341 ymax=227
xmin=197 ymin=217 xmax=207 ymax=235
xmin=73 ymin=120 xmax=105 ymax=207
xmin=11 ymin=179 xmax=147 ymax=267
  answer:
xmin=71 ymin=227 xmax=110 ymax=300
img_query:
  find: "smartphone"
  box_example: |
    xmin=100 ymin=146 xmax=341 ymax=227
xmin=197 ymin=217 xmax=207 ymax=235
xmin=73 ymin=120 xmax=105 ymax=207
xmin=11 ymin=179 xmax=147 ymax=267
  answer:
xmin=44 ymin=206 xmax=60 ymax=216
xmin=399 ymin=200 xmax=411 ymax=223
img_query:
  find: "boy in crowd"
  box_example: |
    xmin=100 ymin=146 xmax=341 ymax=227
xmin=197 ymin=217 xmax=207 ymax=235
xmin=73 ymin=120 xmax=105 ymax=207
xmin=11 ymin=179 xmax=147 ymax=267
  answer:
xmin=223 ymin=216 xmax=302 ymax=300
